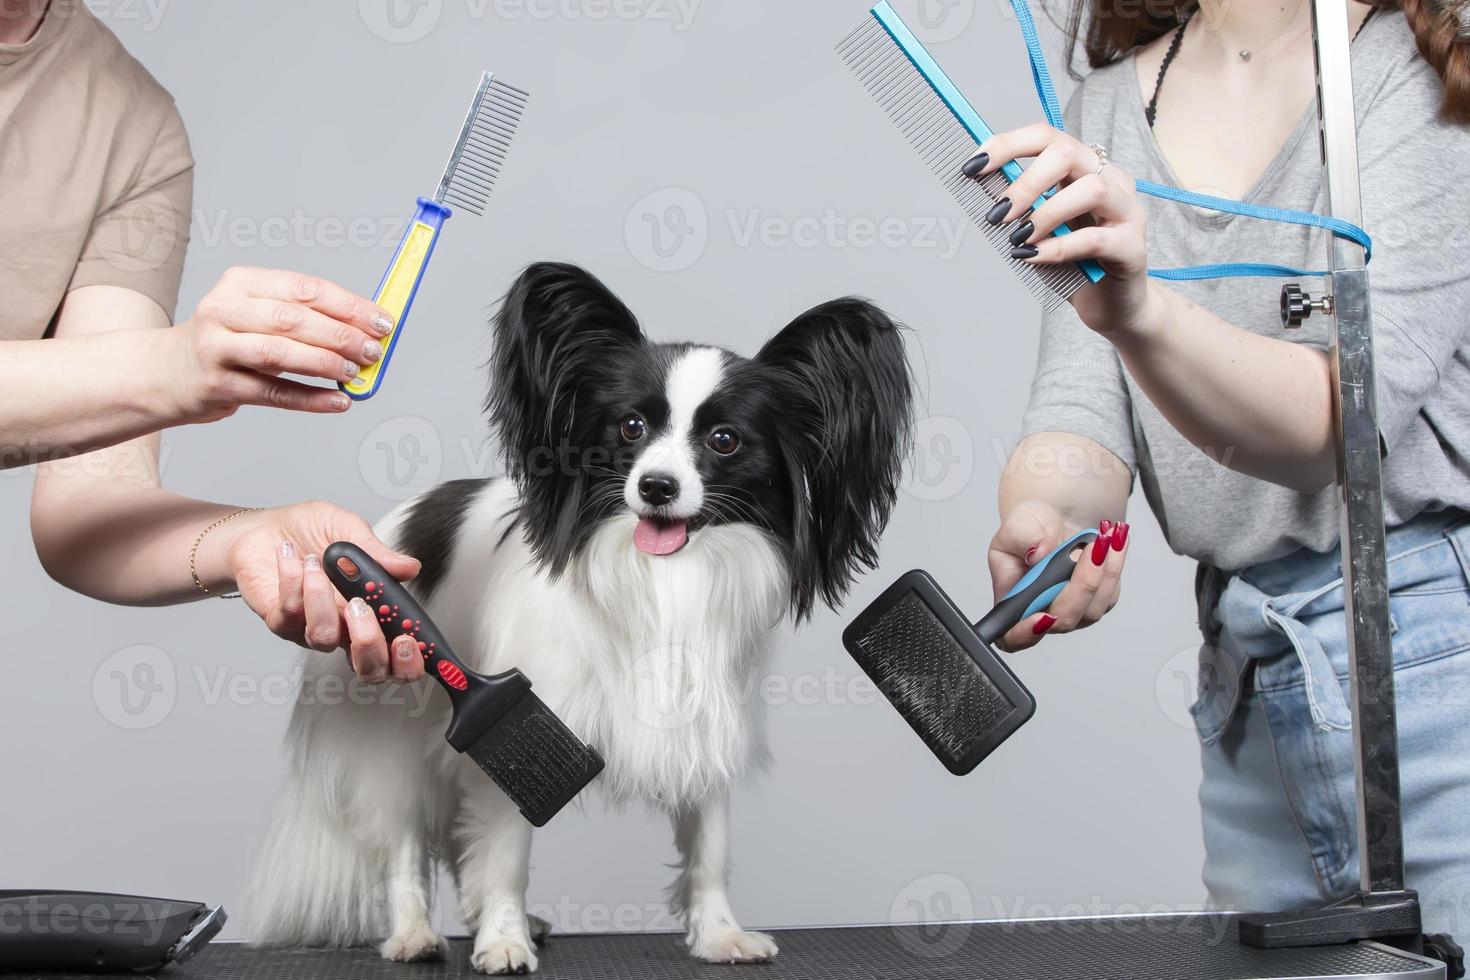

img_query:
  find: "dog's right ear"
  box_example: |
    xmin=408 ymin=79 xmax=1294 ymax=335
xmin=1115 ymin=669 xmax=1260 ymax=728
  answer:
xmin=488 ymin=262 xmax=645 ymax=570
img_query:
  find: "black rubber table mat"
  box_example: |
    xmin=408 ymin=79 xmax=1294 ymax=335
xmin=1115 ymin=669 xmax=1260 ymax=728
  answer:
xmin=0 ymin=917 xmax=1441 ymax=979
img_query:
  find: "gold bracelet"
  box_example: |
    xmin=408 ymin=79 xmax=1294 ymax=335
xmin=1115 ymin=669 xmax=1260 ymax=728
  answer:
xmin=190 ymin=507 xmax=262 ymax=598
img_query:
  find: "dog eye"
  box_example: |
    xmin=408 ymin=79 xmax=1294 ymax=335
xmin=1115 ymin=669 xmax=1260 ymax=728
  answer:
xmin=620 ymin=414 xmax=646 ymax=442
xmin=707 ymin=428 xmax=740 ymax=456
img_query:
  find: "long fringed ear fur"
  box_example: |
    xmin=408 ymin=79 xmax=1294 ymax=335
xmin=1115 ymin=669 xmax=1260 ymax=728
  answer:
xmin=487 ymin=262 xmax=644 ymax=573
xmin=757 ymin=298 xmax=914 ymax=621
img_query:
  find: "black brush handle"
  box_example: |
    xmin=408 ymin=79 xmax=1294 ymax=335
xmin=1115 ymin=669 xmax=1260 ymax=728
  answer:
xmin=974 ymin=529 xmax=1099 ymax=645
xmin=323 ymin=542 xmax=531 ymax=752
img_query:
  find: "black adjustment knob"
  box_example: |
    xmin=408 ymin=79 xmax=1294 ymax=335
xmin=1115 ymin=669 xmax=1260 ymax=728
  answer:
xmin=1281 ymin=283 xmax=1312 ymax=328
xmin=1424 ymin=933 xmax=1466 ymax=979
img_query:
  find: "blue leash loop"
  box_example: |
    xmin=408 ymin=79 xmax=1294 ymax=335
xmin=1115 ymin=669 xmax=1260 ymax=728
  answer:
xmin=1006 ymin=0 xmax=1372 ymax=279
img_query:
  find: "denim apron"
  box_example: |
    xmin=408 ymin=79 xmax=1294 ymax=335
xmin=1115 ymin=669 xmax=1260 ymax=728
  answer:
xmin=1193 ymin=508 xmax=1470 ymax=936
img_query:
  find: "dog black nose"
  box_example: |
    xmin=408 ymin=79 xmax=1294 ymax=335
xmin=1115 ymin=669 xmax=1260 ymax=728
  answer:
xmin=638 ymin=473 xmax=680 ymax=506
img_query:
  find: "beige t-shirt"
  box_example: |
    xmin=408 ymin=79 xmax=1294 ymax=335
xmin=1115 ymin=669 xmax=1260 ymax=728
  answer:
xmin=0 ymin=0 xmax=193 ymax=338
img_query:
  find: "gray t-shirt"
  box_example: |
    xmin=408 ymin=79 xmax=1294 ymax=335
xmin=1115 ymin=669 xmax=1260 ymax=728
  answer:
xmin=1020 ymin=9 xmax=1470 ymax=571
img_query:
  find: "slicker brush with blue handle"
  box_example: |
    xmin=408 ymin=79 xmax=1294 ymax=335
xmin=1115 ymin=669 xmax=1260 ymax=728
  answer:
xmin=843 ymin=529 xmax=1099 ymax=774
xmin=342 ymin=71 xmax=528 ymax=400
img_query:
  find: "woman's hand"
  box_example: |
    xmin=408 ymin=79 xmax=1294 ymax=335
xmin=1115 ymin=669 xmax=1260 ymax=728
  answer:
xmin=988 ymin=499 xmax=1130 ymax=652
xmin=224 ymin=501 xmax=425 ymax=684
xmin=163 ymin=267 xmax=395 ymax=423
xmin=964 ymin=126 xmax=1161 ymax=341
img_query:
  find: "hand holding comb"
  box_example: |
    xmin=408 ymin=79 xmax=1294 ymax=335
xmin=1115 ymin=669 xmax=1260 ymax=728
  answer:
xmin=842 ymin=530 xmax=1099 ymax=774
xmin=322 ymin=542 xmax=603 ymax=827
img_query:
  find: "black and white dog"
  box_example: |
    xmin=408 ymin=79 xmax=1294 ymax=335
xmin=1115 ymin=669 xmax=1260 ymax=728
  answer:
xmin=248 ymin=263 xmax=913 ymax=973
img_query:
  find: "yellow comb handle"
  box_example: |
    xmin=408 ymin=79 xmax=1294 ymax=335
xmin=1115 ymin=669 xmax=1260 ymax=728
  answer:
xmin=341 ymin=198 xmax=451 ymax=400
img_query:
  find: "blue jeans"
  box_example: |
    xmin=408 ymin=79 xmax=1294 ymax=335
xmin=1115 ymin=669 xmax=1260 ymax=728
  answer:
xmin=1194 ymin=509 xmax=1470 ymax=936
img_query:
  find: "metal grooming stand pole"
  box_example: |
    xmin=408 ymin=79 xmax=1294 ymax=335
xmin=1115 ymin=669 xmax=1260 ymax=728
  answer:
xmin=1246 ymin=0 xmax=1458 ymax=971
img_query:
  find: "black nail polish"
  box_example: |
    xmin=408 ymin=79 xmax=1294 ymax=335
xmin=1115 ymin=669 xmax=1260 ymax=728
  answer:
xmin=961 ymin=152 xmax=989 ymax=179
xmin=1010 ymin=244 xmax=1039 ymax=260
xmin=985 ymin=197 xmax=1012 ymax=224
xmin=1008 ymin=220 xmax=1035 ymax=247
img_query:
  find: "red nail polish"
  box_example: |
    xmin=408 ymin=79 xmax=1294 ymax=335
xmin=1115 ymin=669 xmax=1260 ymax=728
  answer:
xmin=1024 ymin=544 xmax=1039 ymax=563
xmin=1033 ymin=614 xmax=1057 ymax=635
xmin=1091 ymin=534 xmax=1110 ymax=566
xmin=1112 ymin=523 xmax=1130 ymax=551
xmin=1099 ymin=519 xmax=1113 ymax=536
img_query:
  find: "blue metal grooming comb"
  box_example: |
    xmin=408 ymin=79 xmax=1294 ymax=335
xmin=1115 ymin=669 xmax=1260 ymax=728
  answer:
xmin=837 ymin=2 xmax=1105 ymax=310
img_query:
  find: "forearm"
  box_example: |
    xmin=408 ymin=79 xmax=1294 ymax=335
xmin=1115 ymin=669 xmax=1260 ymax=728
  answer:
xmin=31 ymin=450 xmax=262 ymax=604
xmin=1114 ymin=285 xmax=1337 ymax=492
xmin=0 ymin=329 xmax=184 ymax=468
xmin=1000 ymin=432 xmax=1132 ymax=528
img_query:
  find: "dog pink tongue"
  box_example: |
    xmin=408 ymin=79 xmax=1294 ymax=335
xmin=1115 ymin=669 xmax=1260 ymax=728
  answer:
xmin=634 ymin=518 xmax=688 ymax=556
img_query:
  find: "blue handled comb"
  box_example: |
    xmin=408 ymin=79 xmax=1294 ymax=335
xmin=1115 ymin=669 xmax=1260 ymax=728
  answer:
xmin=837 ymin=2 xmax=1104 ymax=311
xmin=842 ymin=530 xmax=1099 ymax=774
xmin=342 ymin=71 xmax=528 ymax=400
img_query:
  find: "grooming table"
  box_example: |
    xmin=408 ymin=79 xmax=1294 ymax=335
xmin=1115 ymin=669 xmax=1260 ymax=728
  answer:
xmin=0 ymin=916 xmax=1444 ymax=979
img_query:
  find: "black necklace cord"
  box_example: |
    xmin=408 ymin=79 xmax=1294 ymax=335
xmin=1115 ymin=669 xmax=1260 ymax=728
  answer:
xmin=1146 ymin=15 xmax=1191 ymax=129
xmin=1146 ymin=6 xmax=1376 ymax=130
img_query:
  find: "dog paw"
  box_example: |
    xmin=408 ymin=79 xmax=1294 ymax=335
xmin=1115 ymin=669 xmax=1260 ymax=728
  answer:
xmin=690 ymin=929 xmax=779 ymax=963
xmin=527 ymin=913 xmax=552 ymax=946
xmin=380 ymin=924 xmax=447 ymax=962
xmin=471 ymin=938 xmax=539 ymax=974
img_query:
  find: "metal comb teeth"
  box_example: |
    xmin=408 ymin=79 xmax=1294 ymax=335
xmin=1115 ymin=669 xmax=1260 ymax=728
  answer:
xmin=433 ymin=72 xmax=529 ymax=217
xmin=837 ymin=19 xmax=1091 ymax=311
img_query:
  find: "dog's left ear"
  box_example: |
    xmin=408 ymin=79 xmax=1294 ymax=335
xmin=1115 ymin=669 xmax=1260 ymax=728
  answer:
xmin=757 ymin=298 xmax=914 ymax=621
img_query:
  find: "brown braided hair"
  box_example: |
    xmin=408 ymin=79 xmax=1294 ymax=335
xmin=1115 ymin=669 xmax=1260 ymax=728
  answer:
xmin=1057 ymin=0 xmax=1470 ymax=123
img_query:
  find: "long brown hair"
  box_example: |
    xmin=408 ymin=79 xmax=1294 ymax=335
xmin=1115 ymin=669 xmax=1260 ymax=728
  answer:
xmin=1059 ymin=0 xmax=1470 ymax=123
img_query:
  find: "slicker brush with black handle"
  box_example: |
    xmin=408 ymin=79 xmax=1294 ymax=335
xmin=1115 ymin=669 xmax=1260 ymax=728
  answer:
xmin=324 ymin=542 xmax=603 ymax=826
xmin=843 ymin=530 xmax=1099 ymax=774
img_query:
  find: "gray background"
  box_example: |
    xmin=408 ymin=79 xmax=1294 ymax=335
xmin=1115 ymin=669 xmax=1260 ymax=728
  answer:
xmin=0 ymin=0 xmax=1206 ymax=940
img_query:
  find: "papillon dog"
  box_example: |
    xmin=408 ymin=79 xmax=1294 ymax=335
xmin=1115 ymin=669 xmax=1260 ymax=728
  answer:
xmin=247 ymin=262 xmax=913 ymax=973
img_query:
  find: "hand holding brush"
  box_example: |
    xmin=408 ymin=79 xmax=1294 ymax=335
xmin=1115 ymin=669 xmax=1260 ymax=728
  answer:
xmin=987 ymin=500 xmax=1130 ymax=652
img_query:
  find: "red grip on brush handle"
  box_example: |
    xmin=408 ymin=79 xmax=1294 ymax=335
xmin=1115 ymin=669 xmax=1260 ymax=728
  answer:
xmin=321 ymin=543 xmax=532 ymax=737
